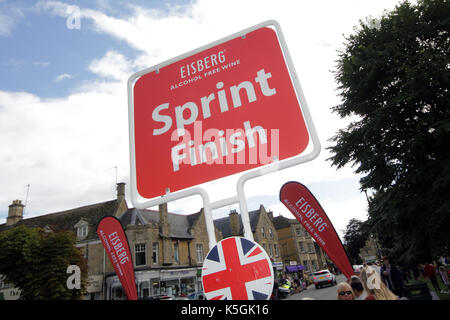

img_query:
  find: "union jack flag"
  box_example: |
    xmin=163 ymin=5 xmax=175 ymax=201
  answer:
xmin=201 ymin=237 xmax=274 ymax=300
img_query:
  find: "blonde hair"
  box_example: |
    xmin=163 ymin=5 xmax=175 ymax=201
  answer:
xmin=360 ymin=266 xmax=398 ymax=300
xmin=336 ymin=282 xmax=354 ymax=300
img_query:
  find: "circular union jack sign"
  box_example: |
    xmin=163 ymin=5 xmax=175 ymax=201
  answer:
xmin=201 ymin=236 xmax=274 ymax=300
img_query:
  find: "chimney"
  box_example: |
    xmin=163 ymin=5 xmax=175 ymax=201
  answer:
xmin=159 ymin=203 xmax=170 ymax=236
xmin=6 ymin=200 xmax=24 ymax=226
xmin=229 ymin=209 xmax=240 ymax=236
xmin=116 ymin=182 xmax=125 ymax=201
xmin=267 ymin=210 xmax=274 ymax=221
xmin=159 ymin=202 xmax=173 ymax=265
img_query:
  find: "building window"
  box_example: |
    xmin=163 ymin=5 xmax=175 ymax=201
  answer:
xmin=268 ymin=243 xmax=273 ymax=257
xmin=135 ymin=244 xmax=146 ymax=266
xmin=174 ymin=242 xmax=179 ymax=264
xmin=0 ymin=276 xmax=6 ymax=289
xmin=274 ymin=244 xmax=279 ymax=257
xmin=299 ymin=241 xmax=305 ymax=253
xmin=196 ymin=244 xmax=203 ymax=263
xmin=309 ymin=243 xmax=314 ymax=253
xmin=269 ymin=228 xmax=273 ymax=239
xmin=261 ymin=227 xmax=266 ymax=238
xmin=152 ymin=242 xmax=159 ymax=264
xmin=281 ymin=243 xmax=287 ymax=256
xmin=77 ymin=225 xmax=88 ymax=239
xmin=303 ymin=260 xmax=309 ymax=271
xmin=295 ymin=227 xmax=302 ymax=237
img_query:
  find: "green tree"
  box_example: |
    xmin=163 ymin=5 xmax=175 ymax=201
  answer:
xmin=328 ymin=0 xmax=450 ymax=266
xmin=343 ymin=219 xmax=369 ymax=265
xmin=0 ymin=225 xmax=87 ymax=300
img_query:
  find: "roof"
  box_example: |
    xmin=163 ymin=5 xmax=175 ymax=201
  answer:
xmin=0 ymin=200 xmax=204 ymax=241
xmin=213 ymin=209 xmax=261 ymax=238
xmin=0 ymin=199 xmax=122 ymax=241
xmin=272 ymin=215 xmax=298 ymax=229
xmin=118 ymin=208 xmax=203 ymax=239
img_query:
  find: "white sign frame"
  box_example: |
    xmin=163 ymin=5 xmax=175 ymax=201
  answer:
xmin=127 ymin=20 xmax=321 ymax=250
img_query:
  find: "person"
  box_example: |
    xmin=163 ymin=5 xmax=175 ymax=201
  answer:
xmin=294 ymin=278 xmax=301 ymax=293
xmin=360 ymin=266 xmax=398 ymax=300
xmin=380 ymin=256 xmax=404 ymax=297
xmin=438 ymin=266 xmax=449 ymax=293
xmin=349 ymin=275 xmax=368 ymax=300
xmin=411 ymin=265 xmax=421 ymax=281
xmin=336 ymin=282 xmax=355 ymax=300
xmin=423 ymin=262 xmax=441 ymax=293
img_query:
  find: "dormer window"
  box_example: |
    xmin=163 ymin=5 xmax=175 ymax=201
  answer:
xmin=74 ymin=219 xmax=89 ymax=240
xmin=78 ymin=225 xmax=88 ymax=238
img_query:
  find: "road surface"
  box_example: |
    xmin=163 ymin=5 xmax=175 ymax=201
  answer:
xmin=285 ymin=274 xmax=347 ymax=300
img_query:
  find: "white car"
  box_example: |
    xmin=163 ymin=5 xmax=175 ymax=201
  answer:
xmin=312 ymin=269 xmax=336 ymax=289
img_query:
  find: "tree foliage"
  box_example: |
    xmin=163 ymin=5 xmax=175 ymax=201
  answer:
xmin=329 ymin=0 xmax=450 ymax=266
xmin=343 ymin=219 xmax=370 ymax=265
xmin=0 ymin=225 xmax=87 ymax=300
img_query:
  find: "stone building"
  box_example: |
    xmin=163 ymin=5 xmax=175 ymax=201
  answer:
xmin=0 ymin=183 xmax=221 ymax=300
xmin=0 ymin=184 xmax=128 ymax=300
xmin=105 ymin=205 xmax=221 ymax=299
xmin=359 ymin=236 xmax=380 ymax=263
xmin=272 ymin=215 xmax=327 ymax=274
xmin=213 ymin=205 xmax=284 ymax=277
xmin=1 ymin=183 xmax=333 ymax=299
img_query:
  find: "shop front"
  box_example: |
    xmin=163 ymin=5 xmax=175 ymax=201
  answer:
xmin=159 ymin=268 xmax=197 ymax=297
xmin=272 ymin=261 xmax=284 ymax=279
xmin=285 ymin=264 xmax=307 ymax=288
xmin=106 ymin=267 xmax=201 ymax=300
xmin=85 ymin=274 xmax=103 ymax=300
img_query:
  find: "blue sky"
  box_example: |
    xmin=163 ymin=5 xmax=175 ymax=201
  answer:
xmin=0 ymin=0 xmax=190 ymax=97
xmin=0 ymin=0 xmax=403 ymax=237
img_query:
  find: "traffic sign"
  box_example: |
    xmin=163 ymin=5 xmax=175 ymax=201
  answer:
xmin=128 ymin=21 xmax=313 ymax=201
xmin=201 ymin=237 xmax=274 ymax=300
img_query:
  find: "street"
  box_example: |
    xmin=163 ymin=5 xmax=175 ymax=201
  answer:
xmin=285 ymin=274 xmax=347 ymax=300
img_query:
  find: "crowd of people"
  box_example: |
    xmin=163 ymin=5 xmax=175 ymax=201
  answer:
xmin=336 ymin=256 xmax=450 ymax=300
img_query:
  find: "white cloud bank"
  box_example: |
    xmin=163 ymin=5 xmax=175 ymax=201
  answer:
xmin=1 ymin=0 xmax=403 ymax=235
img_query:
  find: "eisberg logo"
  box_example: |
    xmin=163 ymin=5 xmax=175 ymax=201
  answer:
xmin=180 ymin=51 xmax=226 ymax=79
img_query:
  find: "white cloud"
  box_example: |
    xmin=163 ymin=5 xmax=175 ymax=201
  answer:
xmin=33 ymin=61 xmax=51 ymax=67
xmin=0 ymin=80 xmax=129 ymax=219
xmin=0 ymin=11 xmax=14 ymax=35
xmin=0 ymin=4 xmax=24 ymax=36
xmin=2 ymin=0 xmax=402 ymax=234
xmin=55 ymin=73 xmax=73 ymax=82
xmin=88 ymin=50 xmax=132 ymax=80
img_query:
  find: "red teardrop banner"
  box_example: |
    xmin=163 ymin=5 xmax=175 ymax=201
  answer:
xmin=279 ymin=181 xmax=354 ymax=278
xmin=97 ymin=216 xmax=138 ymax=300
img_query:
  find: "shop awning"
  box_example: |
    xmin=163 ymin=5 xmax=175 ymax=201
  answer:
xmin=285 ymin=265 xmax=305 ymax=272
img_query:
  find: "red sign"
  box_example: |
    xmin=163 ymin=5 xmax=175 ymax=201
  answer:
xmin=279 ymin=181 xmax=354 ymax=279
xmin=202 ymin=237 xmax=274 ymax=300
xmin=97 ymin=216 xmax=137 ymax=300
xmin=130 ymin=24 xmax=310 ymax=199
